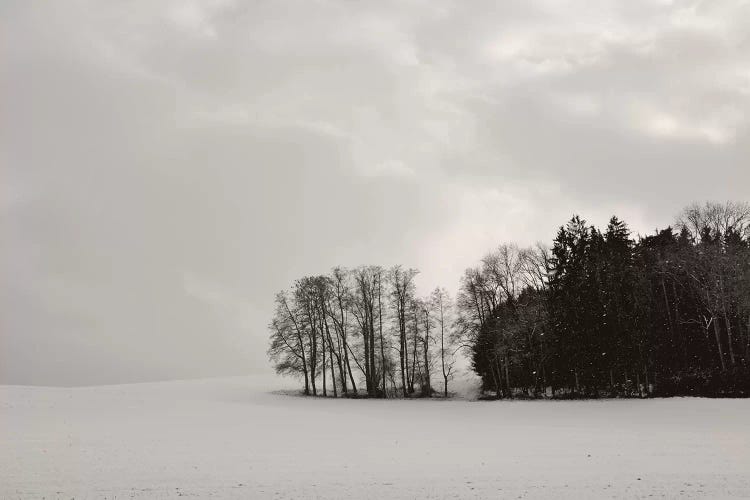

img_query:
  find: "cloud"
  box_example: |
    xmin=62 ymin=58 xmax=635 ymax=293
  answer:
xmin=632 ymin=104 xmax=744 ymax=145
xmin=2 ymin=0 xmax=748 ymax=385
xmin=362 ymin=160 xmax=417 ymax=178
xmin=166 ymin=3 xmax=218 ymax=39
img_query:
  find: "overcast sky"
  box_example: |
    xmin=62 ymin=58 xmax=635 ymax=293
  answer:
xmin=3 ymin=0 xmax=749 ymax=386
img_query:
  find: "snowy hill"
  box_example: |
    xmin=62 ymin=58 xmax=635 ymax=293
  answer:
xmin=2 ymin=376 xmax=749 ymax=499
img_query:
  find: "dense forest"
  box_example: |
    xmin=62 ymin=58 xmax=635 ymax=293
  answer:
xmin=268 ymin=201 xmax=750 ymax=398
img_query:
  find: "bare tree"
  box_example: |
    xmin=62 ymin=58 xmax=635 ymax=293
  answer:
xmin=351 ymin=266 xmax=383 ymax=396
xmin=408 ymin=296 xmax=422 ymax=394
xmin=429 ymin=287 xmax=456 ymax=397
xmin=519 ymin=243 xmax=552 ymax=292
xmin=676 ymin=201 xmax=750 ymax=371
xmin=268 ymin=291 xmax=310 ymax=394
xmin=389 ymin=266 xmax=418 ymax=397
xmin=421 ymin=302 xmax=432 ymax=396
xmin=291 ymin=278 xmax=320 ymax=395
xmin=677 ymin=201 xmax=750 ymax=241
xmin=376 ymin=268 xmax=387 ymax=396
xmin=483 ymin=244 xmax=523 ymax=299
xmin=329 ymin=267 xmax=358 ymax=395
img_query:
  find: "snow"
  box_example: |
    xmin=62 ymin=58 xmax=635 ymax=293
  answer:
xmin=2 ymin=376 xmax=749 ymax=499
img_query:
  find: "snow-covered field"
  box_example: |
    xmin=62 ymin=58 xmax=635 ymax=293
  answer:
xmin=2 ymin=376 xmax=749 ymax=499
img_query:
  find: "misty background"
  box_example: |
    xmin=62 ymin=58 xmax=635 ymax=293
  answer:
xmin=2 ymin=0 xmax=749 ymax=386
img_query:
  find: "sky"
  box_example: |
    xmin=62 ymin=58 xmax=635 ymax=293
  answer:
xmin=2 ymin=0 xmax=749 ymax=386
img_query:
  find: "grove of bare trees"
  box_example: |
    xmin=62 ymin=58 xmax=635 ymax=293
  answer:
xmin=269 ymin=201 xmax=750 ymax=398
xmin=269 ymin=265 xmax=459 ymax=398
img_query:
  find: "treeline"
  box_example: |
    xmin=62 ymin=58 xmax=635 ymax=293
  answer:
xmin=268 ymin=267 xmax=457 ymax=397
xmin=268 ymin=201 xmax=750 ymax=398
xmin=464 ymin=202 xmax=750 ymax=398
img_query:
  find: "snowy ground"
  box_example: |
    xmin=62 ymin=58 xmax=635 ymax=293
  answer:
xmin=2 ymin=376 xmax=749 ymax=499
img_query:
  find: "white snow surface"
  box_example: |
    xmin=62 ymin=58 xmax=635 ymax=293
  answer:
xmin=2 ymin=375 xmax=749 ymax=499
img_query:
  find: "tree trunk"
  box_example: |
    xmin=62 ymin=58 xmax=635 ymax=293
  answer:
xmin=321 ymin=321 xmax=327 ymax=397
xmin=310 ymin=328 xmax=317 ymax=396
xmin=299 ymin=338 xmax=309 ymax=396
xmin=423 ymin=312 xmax=430 ymax=396
xmin=724 ymin=309 xmax=736 ymax=367
xmin=283 ymin=298 xmax=310 ymax=396
xmin=338 ymin=303 xmax=357 ymax=395
xmin=378 ymin=277 xmax=386 ymax=397
xmin=400 ymin=312 xmax=407 ymax=398
xmin=440 ymin=306 xmax=448 ymax=398
xmin=719 ymin=274 xmax=736 ymax=367
xmin=310 ymin=355 xmax=317 ymax=396
xmin=712 ymin=315 xmax=727 ymax=372
xmin=409 ymin=314 xmax=418 ymax=394
xmin=490 ymin=357 xmax=501 ymax=398
xmin=325 ymin=305 xmax=346 ymax=395
xmin=362 ymin=312 xmax=371 ymax=395
xmin=328 ymin=332 xmax=337 ymax=397
xmin=636 ymin=371 xmax=641 ymax=398
xmin=369 ymin=305 xmax=376 ymax=397
xmin=504 ymin=354 xmax=512 ymax=399
xmin=344 ymin=341 xmax=365 ymax=393
xmin=335 ymin=336 xmax=347 ymax=394
xmin=345 ymin=354 xmax=357 ymax=395
xmin=286 ymin=319 xmax=310 ymax=397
